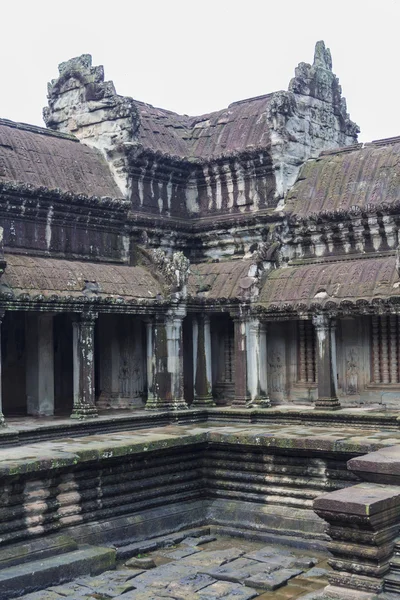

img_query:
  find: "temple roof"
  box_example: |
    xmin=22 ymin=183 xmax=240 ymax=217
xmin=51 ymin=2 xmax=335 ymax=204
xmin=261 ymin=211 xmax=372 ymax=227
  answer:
xmin=285 ymin=138 xmax=400 ymax=218
xmin=188 ymin=259 xmax=255 ymax=299
xmin=1 ymin=254 xmax=161 ymax=302
xmin=0 ymin=119 xmax=123 ymax=199
xmin=136 ymin=95 xmax=273 ymax=159
xmin=258 ymin=256 xmax=400 ymax=312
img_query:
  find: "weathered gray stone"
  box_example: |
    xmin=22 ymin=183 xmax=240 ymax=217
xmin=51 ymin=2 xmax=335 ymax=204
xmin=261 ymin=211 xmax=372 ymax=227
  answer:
xmin=166 ymin=572 xmax=216 ymax=594
xmin=293 ymin=557 xmax=320 ymax=570
xmin=302 ymin=567 xmax=329 ymax=578
xmin=183 ymin=536 xmax=217 ymax=547
xmin=125 ymin=556 xmax=156 ymax=569
xmin=197 ymin=580 xmax=258 ymax=599
xmin=202 ymin=557 xmax=271 ymax=583
xmin=0 ymin=547 xmax=116 ymax=600
xmin=132 ymin=562 xmax=194 ymax=589
xmin=180 ymin=548 xmax=244 ymax=568
xmin=244 ymin=545 xmax=294 ymax=560
xmin=0 ymin=534 xmax=78 ymax=570
xmin=15 ymin=593 xmax=64 ymax=600
xmin=160 ymin=547 xmax=201 ymax=560
xmin=244 ymin=567 xmax=303 ymax=590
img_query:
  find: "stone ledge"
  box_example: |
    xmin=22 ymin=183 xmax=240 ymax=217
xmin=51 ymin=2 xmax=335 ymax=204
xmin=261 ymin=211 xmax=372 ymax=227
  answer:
xmin=314 ymin=482 xmax=400 ymax=516
xmin=348 ymin=445 xmax=400 ymax=485
xmin=0 ymin=545 xmax=116 ymax=600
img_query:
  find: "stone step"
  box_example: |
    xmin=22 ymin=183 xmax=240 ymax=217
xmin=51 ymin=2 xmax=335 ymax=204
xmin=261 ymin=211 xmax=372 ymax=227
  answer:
xmin=0 ymin=534 xmax=78 ymax=570
xmin=384 ymin=570 xmax=400 ymax=594
xmin=0 ymin=545 xmax=115 ymax=600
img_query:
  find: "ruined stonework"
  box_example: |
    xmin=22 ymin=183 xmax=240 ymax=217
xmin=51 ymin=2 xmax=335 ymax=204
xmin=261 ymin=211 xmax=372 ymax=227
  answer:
xmin=43 ymin=55 xmax=138 ymax=196
xmin=44 ymin=41 xmax=358 ymax=221
xmin=1 ymin=40 xmax=400 ymax=600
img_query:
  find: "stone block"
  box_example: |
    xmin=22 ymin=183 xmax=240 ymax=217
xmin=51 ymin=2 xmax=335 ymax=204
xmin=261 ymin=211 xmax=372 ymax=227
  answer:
xmin=180 ymin=548 xmax=244 ymax=568
xmin=314 ymin=482 xmax=400 ymax=517
xmin=197 ymin=580 xmax=258 ymax=599
xmin=183 ymin=535 xmax=217 ymax=547
xmin=166 ymin=572 xmax=217 ymax=593
xmin=348 ymin=445 xmax=400 ymax=485
xmin=244 ymin=567 xmax=303 ymax=590
xmin=0 ymin=534 xmax=78 ymax=570
xmin=244 ymin=546 xmax=294 ymax=561
xmin=314 ymin=482 xmax=400 ymax=595
xmin=125 ymin=556 xmax=155 ymax=569
xmin=202 ymin=557 xmax=270 ymax=583
xmin=0 ymin=546 xmax=116 ymax=600
xmin=159 ymin=547 xmax=201 ymax=559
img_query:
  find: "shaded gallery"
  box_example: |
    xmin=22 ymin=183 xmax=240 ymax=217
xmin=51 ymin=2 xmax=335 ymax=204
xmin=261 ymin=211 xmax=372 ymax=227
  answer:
xmin=0 ymin=42 xmax=399 ymax=599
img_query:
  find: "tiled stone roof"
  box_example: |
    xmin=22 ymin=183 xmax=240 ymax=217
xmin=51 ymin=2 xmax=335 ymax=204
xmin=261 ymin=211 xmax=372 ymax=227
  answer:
xmin=0 ymin=119 xmax=123 ymax=199
xmin=188 ymin=259 xmax=255 ymax=299
xmin=1 ymin=254 xmax=162 ymax=302
xmin=259 ymin=256 xmax=400 ymax=312
xmin=285 ymin=138 xmax=400 ymax=218
xmin=135 ymin=95 xmax=273 ymax=159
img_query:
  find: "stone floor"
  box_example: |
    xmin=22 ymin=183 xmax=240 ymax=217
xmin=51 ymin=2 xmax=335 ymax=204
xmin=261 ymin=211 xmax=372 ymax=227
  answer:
xmin=18 ymin=535 xmax=330 ymax=600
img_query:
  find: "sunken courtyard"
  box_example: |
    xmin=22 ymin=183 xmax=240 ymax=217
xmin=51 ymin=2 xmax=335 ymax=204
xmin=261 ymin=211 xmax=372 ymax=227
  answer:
xmin=0 ymin=42 xmax=400 ymax=599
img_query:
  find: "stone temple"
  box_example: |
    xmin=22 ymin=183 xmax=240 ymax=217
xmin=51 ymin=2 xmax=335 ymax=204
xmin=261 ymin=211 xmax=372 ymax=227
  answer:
xmin=0 ymin=41 xmax=400 ymax=599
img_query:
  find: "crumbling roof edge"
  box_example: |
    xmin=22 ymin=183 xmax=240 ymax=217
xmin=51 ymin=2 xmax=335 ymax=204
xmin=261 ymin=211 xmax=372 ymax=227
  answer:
xmin=0 ymin=117 xmax=78 ymax=141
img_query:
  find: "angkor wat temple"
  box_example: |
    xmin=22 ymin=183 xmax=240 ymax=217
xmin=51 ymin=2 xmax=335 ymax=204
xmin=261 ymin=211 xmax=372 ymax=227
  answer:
xmin=1 ymin=42 xmax=400 ymax=599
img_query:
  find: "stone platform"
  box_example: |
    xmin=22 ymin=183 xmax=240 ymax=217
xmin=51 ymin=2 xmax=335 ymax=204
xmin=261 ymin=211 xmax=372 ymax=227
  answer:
xmin=1 ymin=403 xmax=399 ymax=447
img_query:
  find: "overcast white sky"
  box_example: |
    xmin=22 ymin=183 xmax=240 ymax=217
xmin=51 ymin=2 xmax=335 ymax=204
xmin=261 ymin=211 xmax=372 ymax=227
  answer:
xmin=1 ymin=0 xmax=399 ymax=143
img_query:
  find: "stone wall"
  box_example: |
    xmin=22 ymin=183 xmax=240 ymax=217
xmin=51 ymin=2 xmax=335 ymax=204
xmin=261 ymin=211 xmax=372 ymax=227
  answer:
xmin=0 ymin=431 xmax=362 ymax=550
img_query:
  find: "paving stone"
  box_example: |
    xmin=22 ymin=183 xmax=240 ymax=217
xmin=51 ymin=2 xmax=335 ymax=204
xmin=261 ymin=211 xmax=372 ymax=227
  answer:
xmin=202 ymin=557 xmax=272 ymax=583
xmin=197 ymin=580 xmax=259 ymax=599
xmin=301 ymin=567 xmax=329 ymax=578
xmin=113 ymin=591 xmax=182 ymax=600
xmin=244 ymin=546 xmax=294 ymax=561
xmin=182 ymin=536 xmax=217 ymax=547
xmin=292 ymin=557 xmax=319 ymax=569
xmin=17 ymin=593 xmax=64 ymax=600
xmin=180 ymin=548 xmax=245 ymax=568
xmin=295 ymin=591 xmax=329 ymax=599
xmin=165 ymin=572 xmax=217 ymax=595
xmin=79 ymin=580 xmax=137 ymax=597
xmin=125 ymin=556 xmax=156 ymax=569
xmin=159 ymin=547 xmax=201 ymax=559
xmin=47 ymin=583 xmax=93 ymax=597
xmin=244 ymin=567 xmax=304 ymax=591
xmin=132 ymin=561 xmax=193 ymax=589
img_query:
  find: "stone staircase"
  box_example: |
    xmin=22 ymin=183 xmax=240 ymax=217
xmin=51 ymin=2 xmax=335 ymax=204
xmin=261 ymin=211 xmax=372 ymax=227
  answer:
xmin=382 ymin=538 xmax=400 ymax=596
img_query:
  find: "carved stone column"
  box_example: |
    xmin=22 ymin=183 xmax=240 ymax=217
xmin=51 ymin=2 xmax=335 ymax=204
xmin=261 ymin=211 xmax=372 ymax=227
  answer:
xmin=145 ymin=318 xmax=156 ymax=406
xmin=247 ymin=319 xmax=270 ymax=407
xmin=0 ymin=310 xmax=6 ymax=427
xmin=231 ymin=315 xmax=251 ymax=407
xmin=145 ymin=308 xmax=188 ymax=411
xmin=192 ymin=314 xmax=215 ymax=407
xmin=71 ymin=311 xmax=98 ymax=419
xmin=312 ymin=314 xmax=340 ymax=410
